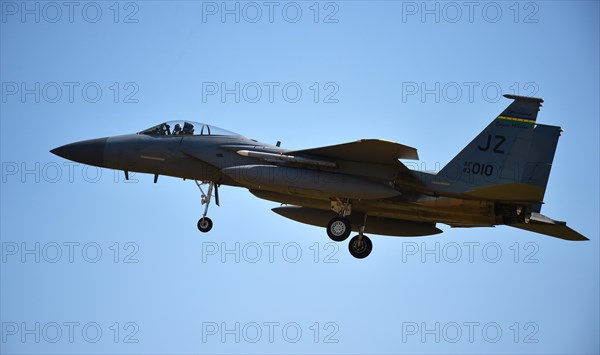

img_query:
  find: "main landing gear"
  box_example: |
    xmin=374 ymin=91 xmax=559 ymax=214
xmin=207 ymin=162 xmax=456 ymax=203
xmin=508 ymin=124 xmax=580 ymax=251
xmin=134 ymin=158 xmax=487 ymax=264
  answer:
xmin=326 ymin=200 xmax=373 ymax=259
xmin=348 ymin=227 xmax=373 ymax=259
xmin=327 ymin=217 xmax=351 ymax=241
xmin=195 ymin=180 xmax=219 ymax=233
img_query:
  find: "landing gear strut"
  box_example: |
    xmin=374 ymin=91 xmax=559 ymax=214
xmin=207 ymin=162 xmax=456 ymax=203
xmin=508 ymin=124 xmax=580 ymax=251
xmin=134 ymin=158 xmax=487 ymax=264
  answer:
xmin=327 ymin=199 xmax=352 ymax=242
xmin=195 ymin=180 xmax=219 ymax=233
xmin=348 ymin=225 xmax=372 ymax=259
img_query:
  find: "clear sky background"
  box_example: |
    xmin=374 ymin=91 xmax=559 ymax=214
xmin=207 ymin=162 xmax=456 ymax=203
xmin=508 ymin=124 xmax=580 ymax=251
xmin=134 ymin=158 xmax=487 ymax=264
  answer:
xmin=1 ymin=1 xmax=598 ymax=354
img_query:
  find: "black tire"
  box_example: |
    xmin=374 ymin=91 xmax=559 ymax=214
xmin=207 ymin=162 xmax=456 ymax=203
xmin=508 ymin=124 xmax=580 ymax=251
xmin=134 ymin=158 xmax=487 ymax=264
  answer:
xmin=197 ymin=217 xmax=213 ymax=233
xmin=327 ymin=217 xmax=351 ymax=242
xmin=348 ymin=235 xmax=372 ymax=259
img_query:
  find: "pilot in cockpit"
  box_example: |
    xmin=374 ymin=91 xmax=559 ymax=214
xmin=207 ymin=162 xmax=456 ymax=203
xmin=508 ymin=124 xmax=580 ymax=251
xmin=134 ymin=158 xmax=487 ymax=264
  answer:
xmin=173 ymin=123 xmax=182 ymax=135
xmin=159 ymin=123 xmax=171 ymax=135
xmin=182 ymin=122 xmax=195 ymax=135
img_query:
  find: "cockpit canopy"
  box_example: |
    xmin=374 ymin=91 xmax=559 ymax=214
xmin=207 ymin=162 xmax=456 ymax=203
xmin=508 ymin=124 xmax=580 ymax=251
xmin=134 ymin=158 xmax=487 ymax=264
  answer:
xmin=138 ymin=121 xmax=239 ymax=136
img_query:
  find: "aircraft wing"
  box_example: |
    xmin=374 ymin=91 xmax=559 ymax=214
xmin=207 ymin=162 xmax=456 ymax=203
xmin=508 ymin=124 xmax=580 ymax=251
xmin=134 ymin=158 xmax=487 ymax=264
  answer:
xmin=287 ymin=139 xmax=419 ymax=165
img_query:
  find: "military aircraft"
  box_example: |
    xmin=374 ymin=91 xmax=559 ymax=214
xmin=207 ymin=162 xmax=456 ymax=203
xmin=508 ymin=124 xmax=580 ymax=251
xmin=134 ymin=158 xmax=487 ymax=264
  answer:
xmin=51 ymin=94 xmax=588 ymax=258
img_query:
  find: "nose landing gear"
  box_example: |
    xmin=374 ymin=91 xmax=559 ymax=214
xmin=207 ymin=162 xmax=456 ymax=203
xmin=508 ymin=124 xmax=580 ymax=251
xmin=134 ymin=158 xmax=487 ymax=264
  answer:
xmin=197 ymin=217 xmax=213 ymax=233
xmin=195 ymin=180 xmax=219 ymax=233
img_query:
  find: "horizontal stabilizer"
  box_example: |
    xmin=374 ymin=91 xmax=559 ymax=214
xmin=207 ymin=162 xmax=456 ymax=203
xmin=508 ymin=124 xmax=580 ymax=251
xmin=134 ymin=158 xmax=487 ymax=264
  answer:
xmin=508 ymin=212 xmax=588 ymax=241
xmin=288 ymin=139 xmax=419 ymax=165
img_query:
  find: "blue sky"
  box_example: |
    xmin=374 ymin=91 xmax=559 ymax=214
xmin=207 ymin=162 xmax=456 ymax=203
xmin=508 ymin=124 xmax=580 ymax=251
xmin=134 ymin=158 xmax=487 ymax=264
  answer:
xmin=1 ymin=1 xmax=598 ymax=354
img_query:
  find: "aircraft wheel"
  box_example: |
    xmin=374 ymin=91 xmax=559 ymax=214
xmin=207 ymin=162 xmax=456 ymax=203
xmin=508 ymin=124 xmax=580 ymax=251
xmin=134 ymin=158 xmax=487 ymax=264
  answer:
xmin=327 ymin=217 xmax=351 ymax=242
xmin=197 ymin=217 xmax=213 ymax=233
xmin=348 ymin=235 xmax=372 ymax=259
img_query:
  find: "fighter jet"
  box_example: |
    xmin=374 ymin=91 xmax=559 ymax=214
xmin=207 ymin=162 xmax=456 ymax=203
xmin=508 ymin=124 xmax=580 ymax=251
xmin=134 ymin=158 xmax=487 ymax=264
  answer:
xmin=51 ymin=94 xmax=588 ymax=258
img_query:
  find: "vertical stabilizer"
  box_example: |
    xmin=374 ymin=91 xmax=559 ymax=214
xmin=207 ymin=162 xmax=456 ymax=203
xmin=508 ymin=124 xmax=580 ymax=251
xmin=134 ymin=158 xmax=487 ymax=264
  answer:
xmin=437 ymin=95 xmax=559 ymax=205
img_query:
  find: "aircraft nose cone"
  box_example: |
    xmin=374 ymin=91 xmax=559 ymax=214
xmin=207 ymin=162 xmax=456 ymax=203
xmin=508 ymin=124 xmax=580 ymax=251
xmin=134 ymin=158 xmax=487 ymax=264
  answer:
xmin=51 ymin=137 xmax=108 ymax=167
